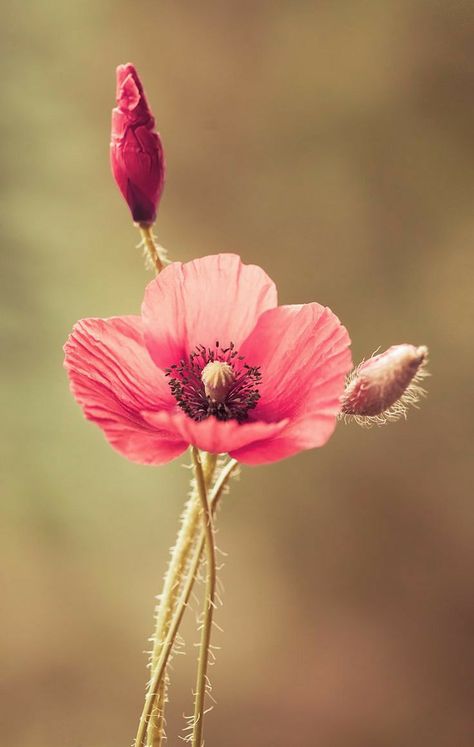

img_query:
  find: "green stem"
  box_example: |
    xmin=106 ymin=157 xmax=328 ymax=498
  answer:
xmin=191 ymin=447 xmax=217 ymax=747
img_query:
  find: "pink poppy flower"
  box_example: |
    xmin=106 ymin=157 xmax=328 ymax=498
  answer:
xmin=64 ymin=254 xmax=352 ymax=465
xmin=110 ymin=63 xmax=165 ymax=225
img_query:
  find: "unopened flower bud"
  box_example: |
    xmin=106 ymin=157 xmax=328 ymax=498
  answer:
xmin=341 ymin=344 xmax=428 ymax=425
xmin=110 ymin=63 xmax=165 ymax=225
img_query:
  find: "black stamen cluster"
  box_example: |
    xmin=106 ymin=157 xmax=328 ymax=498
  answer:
xmin=165 ymin=341 xmax=261 ymax=423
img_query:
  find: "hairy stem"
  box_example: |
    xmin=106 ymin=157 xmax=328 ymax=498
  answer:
xmin=146 ymin=678 xmax=166 ymax=747
xmin=191 ymin=447 xmax=217 ymax=747
xmin=145 ymin=454 xmax=217 ymax=747
xmin=138 ymin=223 xmax=165 ymax=273
xmin=134 ymin=455 xmax=237 ymax=747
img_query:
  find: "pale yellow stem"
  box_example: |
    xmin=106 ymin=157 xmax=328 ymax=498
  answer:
xmin=146 ymin=679 xmax=166 ymax=747
xmin=145 ymin=454 xmax=217 ymax=747
xmin=134 ymin=455 xmax=237 ymax=747
xmin=191 ymin=447 xmax=217 ymax=747
xmin=138 ymin=223 xmax=164 ymax=274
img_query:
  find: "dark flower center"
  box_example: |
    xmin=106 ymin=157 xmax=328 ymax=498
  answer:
xmin=165 ymin=342 xmax=261 ymax=423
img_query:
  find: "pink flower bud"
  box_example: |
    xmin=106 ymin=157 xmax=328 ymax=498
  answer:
xmin=110 ymin=63 xmax=165 ymax=225
xmin=341 ymin=344 xmax=428 ymax=425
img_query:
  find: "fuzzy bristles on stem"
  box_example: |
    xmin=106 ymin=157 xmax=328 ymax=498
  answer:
xmin=340 ymin=344 xmax=429 ymax=426
xmin=137 ymin=224 xmax=169 ymax=274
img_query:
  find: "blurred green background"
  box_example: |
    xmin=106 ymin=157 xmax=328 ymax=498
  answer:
xmin=1 ymin=1 xmax=473 ymax=745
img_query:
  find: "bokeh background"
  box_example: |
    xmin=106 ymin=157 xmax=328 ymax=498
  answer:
xmin=1 ymin=1 xmax=473 ymax=746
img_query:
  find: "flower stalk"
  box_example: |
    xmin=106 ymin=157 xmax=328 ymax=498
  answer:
xmin=139 ymin=224 xmax=166 ymax=274
xmin=145 ymin=453 xmax=217 ymax=746
xmin=190 ymin=448 xmax=217 ymax=747
xmin=134 ymin=454 xmax=237 ymax=747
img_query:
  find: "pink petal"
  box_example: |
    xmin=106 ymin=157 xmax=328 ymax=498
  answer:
xmin=143 ymin=410 xmax=289 ymax=456
xmin=229 ymin=412 xmax=339 ymax=465
xmin=142 ymin=254 xmax=278 ymax=369
xmin=64 ymin=316 xmax=185 ymax=464
xmin=234 ymin=304 xmax=352 ymax=462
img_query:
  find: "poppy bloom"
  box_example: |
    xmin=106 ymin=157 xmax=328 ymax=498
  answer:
xmin=110 ymin=63 xmax=165 ymax=224
xmin=341 ymin=344 xmax=428 ymax=425
xmin=64 ymin=254 xmax=352 ymax=465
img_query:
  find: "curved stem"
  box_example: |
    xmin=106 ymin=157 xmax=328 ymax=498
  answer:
xmin=138 ymin=223 xmax=164 ymax=273
xmin=191 ymin=448 xmax=217 ymax=747
xmin=134 ymin=456 xmax=238 ymax=747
